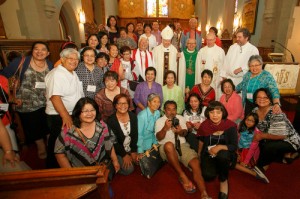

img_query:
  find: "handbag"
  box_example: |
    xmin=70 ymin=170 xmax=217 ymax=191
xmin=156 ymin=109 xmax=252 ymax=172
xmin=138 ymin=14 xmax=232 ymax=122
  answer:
xmin=9 ymin=56 xmax=25 ymax=93
xmin=139 ymin=144 xmax=164 ymax=179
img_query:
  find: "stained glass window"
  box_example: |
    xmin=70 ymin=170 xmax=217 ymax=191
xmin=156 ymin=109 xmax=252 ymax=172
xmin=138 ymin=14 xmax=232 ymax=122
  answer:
xmin=147 ymin=0 xmax=168 ymax=17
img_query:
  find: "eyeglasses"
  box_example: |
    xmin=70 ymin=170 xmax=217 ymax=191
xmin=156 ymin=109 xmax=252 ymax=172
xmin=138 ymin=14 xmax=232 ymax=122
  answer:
xmin=256 ymin=96 xmax=269 ymax=100
xmin=117 ymin=102 xmax=128 ymax=106
xmin=187 ymin=43 xmax=196 ymax=45
xmin=81 ymin=109 xmax=96 ymax=114
xmin=249 ymin=64 xmax=261 ymax=67
xmin=246 ymin=118 xmax=255 ymax=123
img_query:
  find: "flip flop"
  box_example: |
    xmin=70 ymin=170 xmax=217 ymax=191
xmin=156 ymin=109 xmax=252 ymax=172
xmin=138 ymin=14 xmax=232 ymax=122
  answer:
xmin=179 ymin=177 xmax=196 ymax=194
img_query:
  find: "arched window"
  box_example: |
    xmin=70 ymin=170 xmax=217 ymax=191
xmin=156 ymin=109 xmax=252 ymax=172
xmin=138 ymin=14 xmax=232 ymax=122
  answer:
xmin=147 ymin=0 xmax=168 ymax=17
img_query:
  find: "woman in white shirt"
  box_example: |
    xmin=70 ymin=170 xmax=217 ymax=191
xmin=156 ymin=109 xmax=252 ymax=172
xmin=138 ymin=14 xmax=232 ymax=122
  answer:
xmin=140 ymin=23 xmax=157 ymax=51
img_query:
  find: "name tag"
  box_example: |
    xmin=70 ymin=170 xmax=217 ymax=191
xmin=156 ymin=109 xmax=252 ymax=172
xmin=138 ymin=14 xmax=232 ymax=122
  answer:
xmin=247 ymin=93 xmax=253 ymax=99
xmin=35 ymin=82 xmax=46 ymax=89
xmin=0 ymin=103 xmax=9 ymax=112
xmin=87 ymin=85 xmax=96 ymax=92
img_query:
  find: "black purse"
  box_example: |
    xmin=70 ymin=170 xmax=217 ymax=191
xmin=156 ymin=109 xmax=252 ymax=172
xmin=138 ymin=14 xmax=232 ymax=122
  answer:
xmin=139 ymin=144 xmax=164 ymax=179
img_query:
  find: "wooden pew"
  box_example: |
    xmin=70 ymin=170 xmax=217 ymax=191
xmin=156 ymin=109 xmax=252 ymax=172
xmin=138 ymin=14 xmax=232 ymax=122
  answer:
xmin=0 ymin=165 xmax=110 ymax=199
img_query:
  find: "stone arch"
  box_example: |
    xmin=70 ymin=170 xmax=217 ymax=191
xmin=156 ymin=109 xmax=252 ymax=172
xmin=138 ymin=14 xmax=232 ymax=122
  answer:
xmin=59 ymin=1 xmax=81 ymax=47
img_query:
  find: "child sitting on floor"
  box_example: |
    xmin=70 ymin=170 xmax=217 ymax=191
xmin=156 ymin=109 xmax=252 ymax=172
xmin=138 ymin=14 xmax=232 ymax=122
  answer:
xmin=238 ymin=112 xmax=261 ymax=168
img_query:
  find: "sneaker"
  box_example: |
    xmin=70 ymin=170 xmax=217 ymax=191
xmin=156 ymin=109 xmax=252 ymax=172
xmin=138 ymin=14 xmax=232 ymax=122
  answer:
xmin=253 ymin=166 xmax=270 ymax=183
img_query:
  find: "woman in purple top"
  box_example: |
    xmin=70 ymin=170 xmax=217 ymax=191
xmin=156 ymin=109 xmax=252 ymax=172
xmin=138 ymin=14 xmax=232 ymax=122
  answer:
xmin=134 ymin=67 xmax=163 ymax=114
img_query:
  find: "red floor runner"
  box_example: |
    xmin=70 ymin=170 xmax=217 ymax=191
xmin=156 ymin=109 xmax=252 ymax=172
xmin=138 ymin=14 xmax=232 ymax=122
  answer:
xmin=111 ymin=159 xmax=300 ymax=199
xmin=20 ymin=144 xmax=300 ymax=199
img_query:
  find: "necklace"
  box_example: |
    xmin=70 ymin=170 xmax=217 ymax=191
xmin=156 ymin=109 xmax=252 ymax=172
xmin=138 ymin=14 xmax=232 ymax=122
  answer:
xmin=32 ymin=58 xmax=46 ymax=68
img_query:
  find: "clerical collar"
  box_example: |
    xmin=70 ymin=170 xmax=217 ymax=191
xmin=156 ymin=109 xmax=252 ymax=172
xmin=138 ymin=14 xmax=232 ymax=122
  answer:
xmin=187 ymin=49 xmax=195 ymax=53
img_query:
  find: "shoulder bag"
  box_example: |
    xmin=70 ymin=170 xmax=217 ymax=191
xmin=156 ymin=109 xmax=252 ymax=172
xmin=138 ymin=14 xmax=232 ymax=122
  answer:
xmin=139 ymin=144 xmax=164 ymax=179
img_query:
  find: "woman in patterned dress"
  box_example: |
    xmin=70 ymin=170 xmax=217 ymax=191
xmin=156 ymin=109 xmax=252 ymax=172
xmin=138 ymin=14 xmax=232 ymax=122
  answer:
xmin=54 ymin=97 xmax=120 ymax=177
xmin=1 ymin=41 xmax=53 ymax=159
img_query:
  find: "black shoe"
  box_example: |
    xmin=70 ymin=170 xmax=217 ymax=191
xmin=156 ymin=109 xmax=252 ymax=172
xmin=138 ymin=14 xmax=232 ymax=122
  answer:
xmin=218 ymin=192 xmax=228 ymax=199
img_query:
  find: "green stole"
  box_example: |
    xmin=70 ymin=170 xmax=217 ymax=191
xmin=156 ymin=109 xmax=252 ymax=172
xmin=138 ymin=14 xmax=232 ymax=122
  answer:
xmin=183 ymin=48 xmax=198 ymax=90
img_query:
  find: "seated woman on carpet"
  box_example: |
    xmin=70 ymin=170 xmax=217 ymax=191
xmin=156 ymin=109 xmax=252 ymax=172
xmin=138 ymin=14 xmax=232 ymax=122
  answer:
xmin=252 ymin=88 xmax=300 ymax=171
xmin=182 ymin=93 xmax=205 ymax=152
xmin=107 ymin=94 xmax=138 ymax=175
xmin=137 ymin=93 xmax=161 ymax=156
xmin=197 ymin=101 xmax=237 ymax=199
xmin=54 ymin=97 xmax=120 ymax=179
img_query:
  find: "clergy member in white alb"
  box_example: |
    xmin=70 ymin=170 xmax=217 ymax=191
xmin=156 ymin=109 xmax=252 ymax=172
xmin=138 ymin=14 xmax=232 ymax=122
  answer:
xmin=196 ymin=33 xmax=225 ymax=100
xmin=221 ymin=28 xmax=259 ymax=86
xmin=152 ymin=25 xmax=178 ymax=86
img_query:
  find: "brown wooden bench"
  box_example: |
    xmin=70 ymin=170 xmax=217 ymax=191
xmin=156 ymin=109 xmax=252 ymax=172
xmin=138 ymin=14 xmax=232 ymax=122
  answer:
xmin=0 ymin=165 xmax=110 ymax=199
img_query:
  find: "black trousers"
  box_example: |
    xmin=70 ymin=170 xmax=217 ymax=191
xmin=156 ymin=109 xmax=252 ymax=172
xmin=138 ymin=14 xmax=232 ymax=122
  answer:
xmin=201 ymin=150 xmax=235 ymax=182
xmin=257 ymin=140 xmax=295 ymax=168
xmin=46 ymin=114 xmax=62 ymax=168
xmin=18 ymin=107 xmax=49 ymax=144
xmin=185 ymin=132 xmax=199 ymax=153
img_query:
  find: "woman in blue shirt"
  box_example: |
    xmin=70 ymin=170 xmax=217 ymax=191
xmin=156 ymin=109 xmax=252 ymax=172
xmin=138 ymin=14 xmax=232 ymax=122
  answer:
xmin=137 ymin=93 xmax=161 ymax=156
xmin=236 ymin=55 xmax=281 ymax=116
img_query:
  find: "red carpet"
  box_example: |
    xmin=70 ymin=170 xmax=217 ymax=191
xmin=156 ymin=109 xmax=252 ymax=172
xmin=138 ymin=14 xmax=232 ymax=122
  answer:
xmin=20 ymin=144 xmax=300 ymax=199
xmin=111 ymin=160 xmax=300 ymax=199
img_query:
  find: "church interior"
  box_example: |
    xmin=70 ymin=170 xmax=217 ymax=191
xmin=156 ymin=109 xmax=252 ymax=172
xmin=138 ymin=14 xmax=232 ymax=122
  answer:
xmin=0 ymin=0 xmax=300 ymax=199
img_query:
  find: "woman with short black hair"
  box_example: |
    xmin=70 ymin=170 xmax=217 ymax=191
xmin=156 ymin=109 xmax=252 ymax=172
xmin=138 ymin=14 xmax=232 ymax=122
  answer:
xmin=197 ymin=101 xmax=237 ymax=199
xmin=55 ymin=97 xmax=120 ymax=179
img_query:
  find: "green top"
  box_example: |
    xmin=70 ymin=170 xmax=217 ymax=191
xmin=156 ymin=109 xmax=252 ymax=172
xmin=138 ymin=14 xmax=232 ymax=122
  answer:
xmin=162 ymin=85 xmax=185 ymax=115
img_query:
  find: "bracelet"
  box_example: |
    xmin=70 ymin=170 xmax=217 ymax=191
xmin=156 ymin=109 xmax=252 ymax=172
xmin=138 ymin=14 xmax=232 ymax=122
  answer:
xmin=274 ymin=102 xmax=281 ymax=107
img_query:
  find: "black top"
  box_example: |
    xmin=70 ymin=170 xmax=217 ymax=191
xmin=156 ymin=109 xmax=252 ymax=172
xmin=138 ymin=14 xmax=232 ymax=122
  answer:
xmin=199 ymin=127 xmax=238 ymax=155
xmin=107 ymin=111 xmax=138 ymax=157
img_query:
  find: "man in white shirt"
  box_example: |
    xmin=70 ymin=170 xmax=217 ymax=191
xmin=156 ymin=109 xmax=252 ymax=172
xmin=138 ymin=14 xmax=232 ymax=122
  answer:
xmin=153 ymin=25 xmax=179 ymax=85
xmin=155 ymin=101 xmax=210 ymax=198
xmin=196 ymin=33 xmax=225 ymax=100
xmin=45 ymin=48 xmax=84 ymax=168
xmin=221 ymin=28 xmax=259 ymax=86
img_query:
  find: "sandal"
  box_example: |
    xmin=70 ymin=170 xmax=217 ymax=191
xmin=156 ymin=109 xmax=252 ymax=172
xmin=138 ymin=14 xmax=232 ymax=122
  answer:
xmin=179 ymin=177 xmax=196 ymax=194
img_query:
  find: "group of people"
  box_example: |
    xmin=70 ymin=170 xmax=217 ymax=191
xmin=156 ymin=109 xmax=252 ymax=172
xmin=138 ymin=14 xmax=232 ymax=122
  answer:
xmin=0 ymin=15 xmax=300 ymax=199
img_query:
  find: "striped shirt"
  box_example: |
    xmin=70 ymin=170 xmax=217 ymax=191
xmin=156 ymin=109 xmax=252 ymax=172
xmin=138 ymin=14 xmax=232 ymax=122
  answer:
xmin=54 ymin=121 xmax=116 ymax=167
